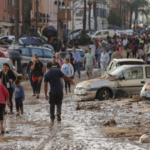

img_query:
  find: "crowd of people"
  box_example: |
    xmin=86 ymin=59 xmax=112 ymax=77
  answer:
xmin=0 ymin=31 xmax=149 ymax=132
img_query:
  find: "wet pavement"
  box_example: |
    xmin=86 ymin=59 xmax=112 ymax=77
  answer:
xmin=1 ymin=74 xmax=150 ymax=150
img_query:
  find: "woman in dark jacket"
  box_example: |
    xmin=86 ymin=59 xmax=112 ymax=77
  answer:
xmin=68 ymin=53 xmax=75 ymax=74
xmin=0 ymin=63 xmax=16 ymax=114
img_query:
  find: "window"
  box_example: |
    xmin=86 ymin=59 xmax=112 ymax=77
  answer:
xmin=123 ymin=67 xmax=143 ymax=80
xmin=31 ymin=48 xmax=43 ymax=58
xmin=96 ymin=32 xmax=101 ymax=36
xmin=78 ymin=51 xmax=85 ymax=57
xmin=146 ymin=67 xmax=150 ymax=78
xmin=19 ymin=47 xmax=30 ymax=56
xmin=103 ymin=31 xmax=109 ymax=35
xmin=44 ymin=49 xmax=54 ymax=58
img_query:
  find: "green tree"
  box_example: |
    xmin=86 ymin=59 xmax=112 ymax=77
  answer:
xmin=126 ymin=0 xmax=149 ymax=29
xmin=107 ymin=10 xmax=122 ymax=27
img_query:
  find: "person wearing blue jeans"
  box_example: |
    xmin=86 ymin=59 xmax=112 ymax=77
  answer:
xmin=96 ymin=45 xmax=103 ymax=68
xmin=72 ymin=47 xmax=81 ymax=78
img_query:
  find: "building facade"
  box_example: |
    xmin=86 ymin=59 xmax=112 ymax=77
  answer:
xmin=0 ymin=0 xmax=22 ymax=36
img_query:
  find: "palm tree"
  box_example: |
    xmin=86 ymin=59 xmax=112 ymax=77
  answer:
xmin=126 ymin=0 xmax=149 ymax=29
xmin=14 ymin=0 xmax=19 ymax=42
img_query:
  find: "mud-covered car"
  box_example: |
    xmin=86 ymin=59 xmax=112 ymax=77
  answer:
xmin=140 ymin=82 xmax=150 ymax=98
xmin=75 ymin=65 xmax=150 ymax=101
xmin=106 ymin=59 xmax=145 ymax=74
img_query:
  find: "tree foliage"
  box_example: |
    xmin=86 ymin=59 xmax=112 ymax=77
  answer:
xmin=107 ymin=10 xmax=122 ymax=27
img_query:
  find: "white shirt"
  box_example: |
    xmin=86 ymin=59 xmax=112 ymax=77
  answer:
xmin=100 ymin=52 xmax=110 ymax=64
xmin=61 ymin=63 xmax=74 ymax=77
xmin=123 ymin=39 xmax=128 ymax=46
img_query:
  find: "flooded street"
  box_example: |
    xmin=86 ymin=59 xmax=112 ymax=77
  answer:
xmin=1 ymin=74 xmax=150 ymax=150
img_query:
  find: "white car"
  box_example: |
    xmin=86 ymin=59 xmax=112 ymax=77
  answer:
xmin=140 ymin=82 xmax=150 ymax=98
xmin=0 ymin=36 xmax=23 ymax=44
xmin=106 ymin=59 xmax=145 ymax=74
xmin=116 ymin=30 xmax=126 ymax=36
xmin=91 ymin=30 xmax=115 ymax=39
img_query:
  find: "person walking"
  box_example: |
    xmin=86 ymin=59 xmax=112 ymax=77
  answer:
xmin=72 ymin=47 xmax=81 ymax=78
xmin=26 ymin=54 xmax=36 ymax=96
xmin=111 ymin=47 xmax=123 ymax=60
xmin=56 ymin=53 xmax=64 ymax=68
xmin=31 ymin=56 xmax=45 ymax=99
xmin=44 ymin=62 xmax=75 ymax=126
xmin=0 ymin=63 xmax=16 ymax=114
xmin=100 ymin=49 xmax=110 ymax=75
xmin=68 ymin=53 xmax=75 ymax=72
xmin=125 ymin=42 xmax=131 ymax=58
xmin=52 ymin=56 xmax=60 ymax=69
xmin=11 ymin=80 xmax=25 ymax=116
xmin=84 ymin=48 xmax=97 ymax=80
xmin=0 ymin=82 xmax=10 ymax=134
xmin=131 ymin=42 xmax=138 ymax=58
xmin=61 ymin=58 xmax=74 ymax=94
xmin=97 ymin=44 xmax=103 ymax=68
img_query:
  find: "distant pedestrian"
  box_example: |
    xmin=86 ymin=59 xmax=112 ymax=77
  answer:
xmin=111 ymin=47 xmax=122 ymax=60
xmin=68 ymin=53 xmax=75 ymax=72
xmin=72 ymin=47 xmax=81 ymax=78
xmin=0 ymin=63 xmax=16 ymax=114
xmin=44 ymin=62 xmax=75 ymax=127
xmin=26 ymin=54 xmax=37 ymax=96
xmin=97 ymin=44 xmax=103 ymax=68
xmin=61 ymin=58 xmax=74 ymax=94
xmin=100 ymin=49 xmax=110 ymax=75
xmin=125 ymin=42 xmax=131 ymax=58
xmin=31 ymin=56 xmax=45 ymax=99
xmin=131 ymin=42 xmax=137 ymax=58
xmin=12 ymin=80 xmax=25 ymax=116
xmin=56 ymin=53 xmax=64 ymax=68
xmin=84 ymin=48 xmax=97 ymax=80
xmin=0 ymin=83 xmax=10 ymax=134
xmin=52 ymin=56 xmax=60 ymax=69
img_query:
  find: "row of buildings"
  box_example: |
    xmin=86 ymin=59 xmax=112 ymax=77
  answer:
xmin=0 ymin=0 xmax=149 ymax=38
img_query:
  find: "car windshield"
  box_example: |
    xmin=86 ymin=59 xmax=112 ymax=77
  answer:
xmin=117 ymin=61 xmax=144 ymax=66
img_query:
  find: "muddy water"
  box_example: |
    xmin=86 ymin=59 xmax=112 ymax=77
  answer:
xmin=0 ymin=80 xmax=150 ymax=149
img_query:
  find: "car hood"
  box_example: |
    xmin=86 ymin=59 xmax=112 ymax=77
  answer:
xmin=77 ymin=77 xmax=106 ymax=87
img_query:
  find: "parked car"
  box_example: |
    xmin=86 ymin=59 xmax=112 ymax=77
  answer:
xmin=91 ymin=30 xmax=115 ymax=39
xmin=116 ymin=30 xmax=126 ymax=37
xmin=8 ymin=45 xmax=54 ymax=74
xmin=41 ymin=44 xmax=54 ymax=53
xmin=106 ymin=59 xmax=145 ymax=74
xmin=0 ymin=58 xmax=16 ymax=71
xmin=66 ymin=48 xmax=85 ymax=67
xmin=0 ymin=36 xmax=15 ymax=44
xmin=74 ymin=65 xmax=150 ymax=101
xmin=125 ymin=29 xmax=134 ymax=36
xmin=0 ymin=47 xmax=21 ymax=72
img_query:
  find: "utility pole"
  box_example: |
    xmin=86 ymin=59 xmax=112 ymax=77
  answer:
xmin=56 ymin=0 xmax=60 ymax=42
xmin=124 ymin=0 xmax=126 ymax=29
xmin=14 ymin=0 xmax=19 ymax=42
xmin=22 ymin=0 xmax=24 ymax=35
xmin=67 ymin=0 xmax=69 ymax=39
xmin=36 ymin=0 xmax=39 ymax=37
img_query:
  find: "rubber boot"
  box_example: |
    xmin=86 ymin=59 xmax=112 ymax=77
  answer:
xmin=16 ymin=109 xmax=20 ymax=116
xmin=20 ymin=107 xmax=23 ymax=115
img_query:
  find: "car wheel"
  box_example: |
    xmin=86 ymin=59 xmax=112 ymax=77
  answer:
xmin=22 ymin=64 xmax=27 ymax=75
xmin=98 ymin=88 xmax=110 ymax=100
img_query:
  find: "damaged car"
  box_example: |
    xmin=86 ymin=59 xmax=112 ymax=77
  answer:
xmin=75 ymin=65 xmax=150 ymax=101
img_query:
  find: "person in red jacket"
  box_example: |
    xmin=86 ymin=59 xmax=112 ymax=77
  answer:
xmin=0 ymin=83 xmax=10 ymax=134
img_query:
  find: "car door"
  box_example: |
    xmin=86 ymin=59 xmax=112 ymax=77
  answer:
xmin=145 ymin=66 xmax=150 ymax=83
xmin=19 ymin=47 xmax=31 ymax=65
xmin=43 ymin=49 xmax=54 ymax=64
xmin=117 ymin=67 xmax=144 ymax=95
xmin=30 ymin=48 xmax=44 ymax=65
